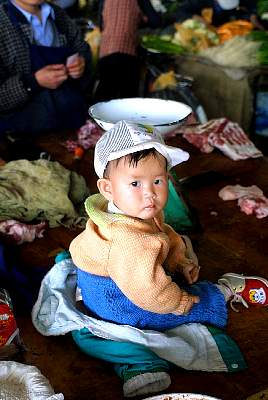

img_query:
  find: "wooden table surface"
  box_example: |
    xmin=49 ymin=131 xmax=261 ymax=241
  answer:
xmin=7 ymin=132 xmax=268 ymax=400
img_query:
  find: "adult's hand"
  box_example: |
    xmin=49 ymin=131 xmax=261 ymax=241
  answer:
xmin=67 ymin=55 xmax=85 ymax=79
xmin=35 ymin=64 xmax=68 ymax=89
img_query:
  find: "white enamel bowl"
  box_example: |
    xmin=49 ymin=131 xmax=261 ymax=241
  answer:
xmin=89 ymin=98 xmax=192 ymax=136
xmin=143 ymin=393 xmax=221 ymax=400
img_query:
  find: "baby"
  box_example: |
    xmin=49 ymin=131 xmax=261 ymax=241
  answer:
xmin=70 ymin=120 xmax=268 ymax=332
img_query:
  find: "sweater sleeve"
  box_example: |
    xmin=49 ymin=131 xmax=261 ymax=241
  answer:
xmin=0 ymin=48 xmax=39 ymax=113
xmin=0 ymin=72 xmax=37 ymax=114
xmin=107 ymin=222 xmax=194 ymax=315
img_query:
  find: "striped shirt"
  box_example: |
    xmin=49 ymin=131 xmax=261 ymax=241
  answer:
xmin=99 ymin=0 xmax=143 ymax=58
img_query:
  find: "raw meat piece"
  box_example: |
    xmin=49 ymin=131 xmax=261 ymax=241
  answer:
xmin=178 ymin=119 xmax=228 ymax=153
xmin=0 ymin=220 xmax=46 ymax=244
xmin=238 ymin=197 xmax=268 ymax=219
xmin=179 ymin=118 xmax=228 ymax=136
xmin=64 ymin=120 xmax=103 ymax=152
xmin=77 ymin=120 xmax=103 ymax=149
xmin=208 ymin=121 xmax=263 ymax=160
xmin=219 ymin=184 xmax=268 ymax=219
xmin=182 ymin=132 xmax=213 ymax=153
xmin=179 ymin=118 xmax=263 ymax=160
xmin=219 ymin=185 xmax=264 ymax=201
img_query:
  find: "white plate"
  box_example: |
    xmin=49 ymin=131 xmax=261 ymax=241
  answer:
xmin=143 ymin=393 xmax=221 ymax=400
xmin=89 ymin=98 xmax=192 ymax=136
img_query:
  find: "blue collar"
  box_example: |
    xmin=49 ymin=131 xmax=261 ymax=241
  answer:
xmin=10 ymin=1 xmax=55 ymax=23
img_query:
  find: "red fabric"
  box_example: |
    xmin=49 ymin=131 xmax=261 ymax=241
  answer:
xmin=100 ymin=0 xmax=143 ymax=58
xmin=241 ymin=278 xmax=268 ymax=306
xmin=0 ymin=303 xmax=17 ymax=347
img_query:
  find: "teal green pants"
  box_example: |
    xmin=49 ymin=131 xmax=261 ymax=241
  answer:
xmin=72 ymin=327 xmax=170 ymax=381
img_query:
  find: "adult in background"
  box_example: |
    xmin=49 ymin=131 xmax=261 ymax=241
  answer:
xmin=0 ymin=0 xmax=92 ymax=135
xmin=53 ymin=0 xmax=79 ymax=18
xmin=171 ymin=0 xmax=258 ymax=27
xmin=94 ymin=0 xmax=162 ymax=103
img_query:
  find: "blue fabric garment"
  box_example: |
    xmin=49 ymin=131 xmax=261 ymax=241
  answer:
xmin=55 ymin=250 xmax=71 ymax=263
xmin=1 ymin=41 xmax=87 ymax=133
xmin=72 ymin=327 xmax=170 ymax=381
xmin=0 ymin=2 xmax=87 ymax=134
xmin=32 ymin=258 xmax=246 ymax=372
xmin=77 ymin=269 xmax=228 ymax=331
xmin=0 ymin=243 xmax=46 ymax=315
xmin=10 ymin=1 xmax=60 ymax=46
xmin=29 ymin=43 xmax=70 ymax=71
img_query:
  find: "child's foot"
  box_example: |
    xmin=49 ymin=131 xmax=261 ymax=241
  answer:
xmin=218 ymin=273 xmax=268 ymax=312
xmin=123 ymin=372 xmax=171 ymax=397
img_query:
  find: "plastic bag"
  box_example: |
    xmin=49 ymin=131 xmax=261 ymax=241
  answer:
xmin=0 ymin=289 xmax=23 ymax=359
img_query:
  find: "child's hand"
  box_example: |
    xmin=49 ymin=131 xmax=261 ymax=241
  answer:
xmin=173 ymin=293 xmax=200 ymax=315
xmin=181 ymin=259 xmax=200 ymax=284
xmin=183 ymin=294 xmax=200 ymax=315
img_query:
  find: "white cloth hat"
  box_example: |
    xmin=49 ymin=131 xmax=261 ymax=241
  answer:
xmin=217 ymin=0 xmax=239 ymax=10
xmin=94 ymin=120 xmax=189 ymax=178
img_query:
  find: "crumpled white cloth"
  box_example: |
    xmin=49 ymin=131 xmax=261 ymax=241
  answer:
xmin=31 ymin=259 xmax=227 ymax=372
xmin=0 ymin=361 xmax=64 ymax=400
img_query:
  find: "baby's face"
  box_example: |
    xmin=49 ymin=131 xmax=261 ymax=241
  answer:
xmin=107 ymin=152 xmax=169 ymax=220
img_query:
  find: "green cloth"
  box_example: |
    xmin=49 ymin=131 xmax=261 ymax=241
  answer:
xmin=207 ymin=325 xmax=247 ymax=372
xmin=0 ymin=159 xmax=89 ymax=227
xmin=164 ymin=179 xmax=194 ymax=232
xmin=71 ymin=328 xmax=170 ymax=381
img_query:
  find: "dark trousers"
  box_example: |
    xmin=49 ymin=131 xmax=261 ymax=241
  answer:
xmin=94 ymin=53 xmax=140 ymax=103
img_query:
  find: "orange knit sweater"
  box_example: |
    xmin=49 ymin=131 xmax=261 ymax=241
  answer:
xmin=70 ymin=194 xmax=196 ymax=315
